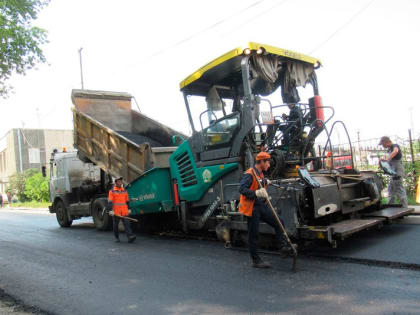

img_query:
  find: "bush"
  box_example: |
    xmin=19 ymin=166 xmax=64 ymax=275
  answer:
xmin=8 ymin=168 xmax=39 ymax=202
xmin=24 ymin=172 xmax=49 ymax=202
xmin=403 ymin=162 xmax=418 ymax=200
xmin=377 ymin=161 xmax=419 ymax=205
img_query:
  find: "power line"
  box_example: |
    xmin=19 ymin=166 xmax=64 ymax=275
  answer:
xmin=147 ymin=0 xmax=266 ymax=58
xmin=19 ymin=128 xmax=34 ymax=148
xmin=309 ymin=0 xmax=376 ymax=55
xmin=221 ymin=0 xmax=289 ymax=37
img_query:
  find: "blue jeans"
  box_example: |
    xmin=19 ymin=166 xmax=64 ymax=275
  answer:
xmin=113 ymin=216 xmax=134 ymax=239
xmin=246 ymin=205 xmax=287 ymax=260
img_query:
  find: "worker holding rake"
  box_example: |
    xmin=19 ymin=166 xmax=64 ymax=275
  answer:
xmin=239 ymin=151 xmax=297 ymax=269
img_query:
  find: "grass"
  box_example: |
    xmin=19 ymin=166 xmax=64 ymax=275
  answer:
xmin=381 ymin=196 xmax=419 ymax=206
xmin=408 ymin=196 xmax=419 ymax=206
xmin=8 ymin=201 xmax=50 ymax=208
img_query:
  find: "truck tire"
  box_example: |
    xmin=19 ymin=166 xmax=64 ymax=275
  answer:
xmin=92 ymin=198 xmax=112 ymax=231
xmin=55 ymin=200 xmax=72 ymax=228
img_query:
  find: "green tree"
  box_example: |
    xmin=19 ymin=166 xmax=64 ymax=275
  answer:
xmin=24 ymin=172 xmax=49 ymax=201
xmin=8 ymin=168 xmax=39 ymax=201
xmin=0 ymin=0 xmax=49 ymax=98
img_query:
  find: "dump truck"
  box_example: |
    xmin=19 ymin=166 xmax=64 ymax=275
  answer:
xmin=48 ymin=42 xmax=413 ymax=248
xmin=48 ymin=90 xmax=183 ymax=229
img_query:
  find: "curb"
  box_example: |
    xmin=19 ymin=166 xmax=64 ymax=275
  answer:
xmin=3 ymin=207 xmax=49 ymax=211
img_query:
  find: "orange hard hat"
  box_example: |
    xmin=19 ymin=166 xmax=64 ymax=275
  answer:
xmin=256 ymin=151 xmax=271 ymax=161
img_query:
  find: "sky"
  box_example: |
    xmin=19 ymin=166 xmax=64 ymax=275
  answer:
xmin=1 ymin=0 xmax=419 ymax=148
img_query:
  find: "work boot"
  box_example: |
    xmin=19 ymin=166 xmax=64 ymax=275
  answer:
xmin=279 ymin=243 xmax=298 ymax=256
xmin=251 ymin=257 xmax=271 ymax=268
xmin=128 ymin=235 xmax=136 ymax=243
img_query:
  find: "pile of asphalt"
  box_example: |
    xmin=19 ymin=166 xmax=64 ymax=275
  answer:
xmin=116 ymin=131 xmax=164 ymax=147
xmin=0 ymin=288 xmax=52 ymax=315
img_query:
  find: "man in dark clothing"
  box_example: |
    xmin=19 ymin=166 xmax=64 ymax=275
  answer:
xmin=379 ymin=136 xmax=408 ymax=208
xmin=283 ymin=103 xmax=303 ymax=124
xmin=0 ymin=194 xmax=3 ymax=208
xmin=238 ymin=151 xmax=296 ymax=268
xmin=281 ymin=103 xmax=303 ymax=145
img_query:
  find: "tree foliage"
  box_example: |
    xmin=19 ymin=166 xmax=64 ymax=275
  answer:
xmin=0 ymin=0 xmax=49 ymax=97
xmin=8 ymin=168 xmax=39 ymax=201
xmin=24 ymin=172 xmax=49 ymax=201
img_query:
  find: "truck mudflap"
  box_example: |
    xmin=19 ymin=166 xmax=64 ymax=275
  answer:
xmin=49 ymin=205 xmax=54 ymax=213
xmin=298 ymin=207 xmax=414 ymax=246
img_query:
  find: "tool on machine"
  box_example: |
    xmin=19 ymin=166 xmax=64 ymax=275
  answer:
xmin=251 ymin=168 xmax=298 ymax=272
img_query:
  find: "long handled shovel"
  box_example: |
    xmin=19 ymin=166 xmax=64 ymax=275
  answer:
xmin=102 ymin=207 xmax=139 ymax=223
xmin=251 ymin=168 xmax=298 ymax=272
xmin=109 ymin=212 xmax=138 ymax=223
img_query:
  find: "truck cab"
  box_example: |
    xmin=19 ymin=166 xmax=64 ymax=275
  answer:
xmin=49 ymin=150 xmax=110 ymax=228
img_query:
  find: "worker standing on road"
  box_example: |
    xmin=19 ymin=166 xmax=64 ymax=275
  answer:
xmin=107 ymin=177 xmax=136 ymax=243
xmin=239 ymin=151 xmax=295 ymax=268
xmin=379 ymin=136 xmax=408 ymax=208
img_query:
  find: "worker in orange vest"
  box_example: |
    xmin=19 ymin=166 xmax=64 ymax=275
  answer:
xmin=239 ymin=151 xmax=295 ymax=268
xmin=107 ymin=177 xmax=136 ymax=243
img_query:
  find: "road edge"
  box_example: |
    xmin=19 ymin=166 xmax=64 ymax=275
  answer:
xmin=0 ymin=288 xmax=54 ymax=315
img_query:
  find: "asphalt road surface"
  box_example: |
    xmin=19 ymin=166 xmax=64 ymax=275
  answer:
xmin=1 ymin=208 xmax=420 ymax=315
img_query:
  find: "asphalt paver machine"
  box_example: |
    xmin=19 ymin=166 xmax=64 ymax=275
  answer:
xmin=64 ymin=43 xmax=413 ymax=248
xmin=164 ymin=42 xmax=413 ymax=247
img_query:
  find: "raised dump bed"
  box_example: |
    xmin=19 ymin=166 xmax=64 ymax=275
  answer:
xmin=71 ymin=89 xmax=183 ymax=183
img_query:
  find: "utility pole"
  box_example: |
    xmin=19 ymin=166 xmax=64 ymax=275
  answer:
xmin=36 ymin=107 xmax=41 ymax=128
xmin=357 ymin=130 xmax=361 ymax=168
xmin=409 ymin=107 xmax=415 ymax=138
xmin=35 ymin=108 xmax=42 ymax=171
xmin=17 ymin=122 xmax=25 ymax=173
xmin=78 ymin=47 xmax=84 ymax=89
xmin=409 ymin=129 xmax=415 ymax=168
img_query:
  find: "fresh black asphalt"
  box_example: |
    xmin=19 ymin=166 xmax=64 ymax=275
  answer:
xmin=1 ymin=209 xmax=420 ymax=315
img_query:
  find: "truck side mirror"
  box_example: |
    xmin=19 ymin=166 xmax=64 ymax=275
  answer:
xmin=41 ymin=166 xmax=47 ymax=177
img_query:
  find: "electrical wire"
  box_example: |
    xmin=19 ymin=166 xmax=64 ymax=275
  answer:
xmin=19 ymin=128 xmax=34 ymax=148
xmin=132 ymin=96 xmax=141 ymax=112
xmin=147 ymin=0 xmax=266 ymax=58
xmin=221 ymin=0 xmax=289 ymax=37
xmin=309 ymin=0 xmax=376 ymax=54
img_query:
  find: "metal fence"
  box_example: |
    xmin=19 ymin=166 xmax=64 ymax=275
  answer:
xmin=314 ymin=131 xmax=420 ymax=201
xmin=351 ymin=134 xmax=420 ymax=171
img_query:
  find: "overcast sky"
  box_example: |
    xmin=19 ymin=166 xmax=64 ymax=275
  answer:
xmin=1 ymin=0 xmax=419 ymax=147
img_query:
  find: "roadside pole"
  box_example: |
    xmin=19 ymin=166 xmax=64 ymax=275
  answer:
xmin=409 ymin=129 xmax=415 ymax=168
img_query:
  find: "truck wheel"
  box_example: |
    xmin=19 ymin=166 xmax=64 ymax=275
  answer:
xmin=92 ymin=199 xmax=112 ymax=231
xmin=55 ymin=200 xmax=72 ymax=228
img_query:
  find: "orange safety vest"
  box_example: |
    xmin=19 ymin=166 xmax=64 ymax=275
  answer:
xmin=108 ymin=186 xmax=129 ymax=216
xmin=238 ymin=168 xmax=265 ymax=217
